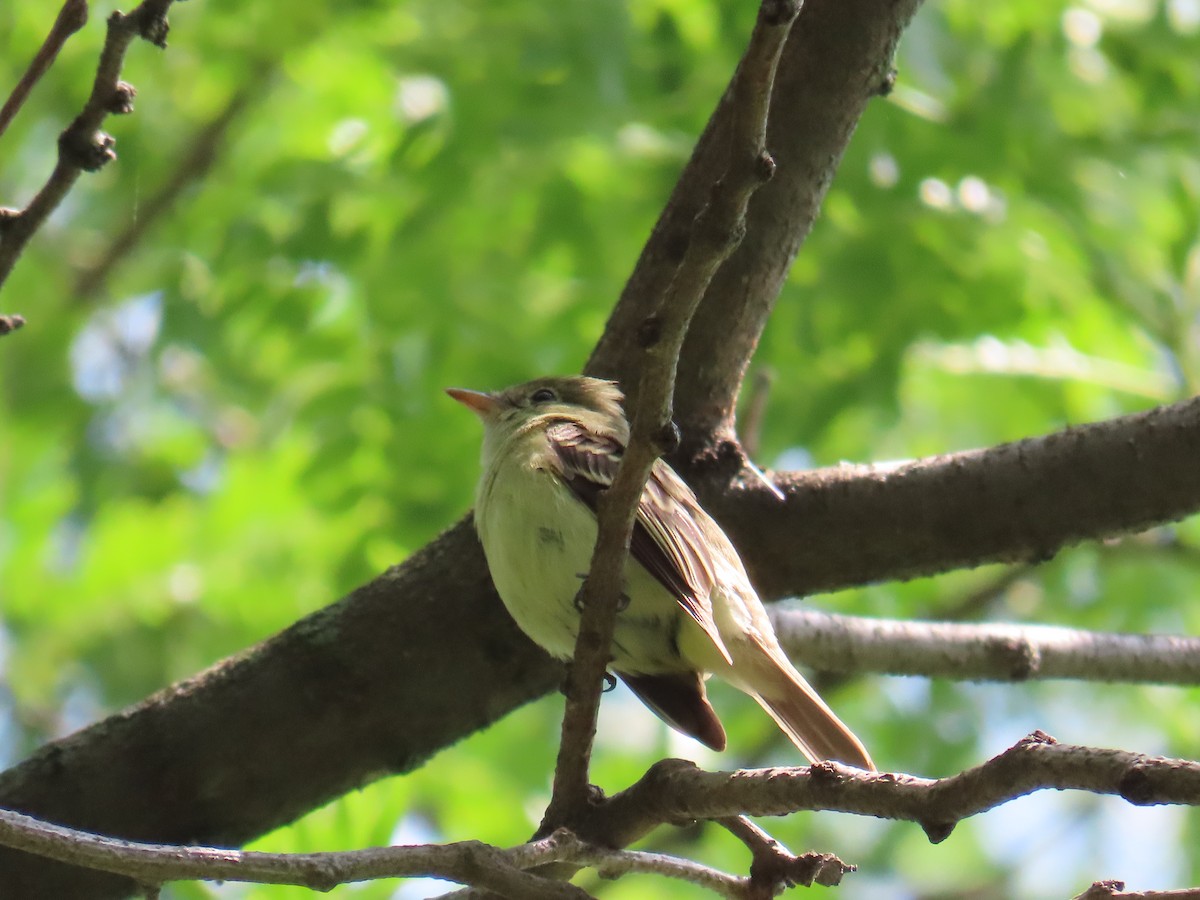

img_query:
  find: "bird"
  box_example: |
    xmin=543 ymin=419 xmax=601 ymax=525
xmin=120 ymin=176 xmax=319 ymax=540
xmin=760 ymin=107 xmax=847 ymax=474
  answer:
xmin=447 ymin=375 xmax=874 ymax=769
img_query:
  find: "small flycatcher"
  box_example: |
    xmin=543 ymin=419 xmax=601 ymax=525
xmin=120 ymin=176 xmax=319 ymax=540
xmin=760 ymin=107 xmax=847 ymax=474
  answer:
xmin=449 ymin=375 xmax=873 ymax=769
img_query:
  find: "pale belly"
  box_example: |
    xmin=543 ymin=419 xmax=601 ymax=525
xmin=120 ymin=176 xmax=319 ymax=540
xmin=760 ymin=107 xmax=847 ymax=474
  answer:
xmin=476 ymin=460 xmax=716 ymax=675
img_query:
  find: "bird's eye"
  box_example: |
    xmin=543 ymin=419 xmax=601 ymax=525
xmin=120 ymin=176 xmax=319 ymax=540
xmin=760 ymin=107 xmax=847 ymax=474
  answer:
xmin=529 ymin=387 xmax=557 ymax=404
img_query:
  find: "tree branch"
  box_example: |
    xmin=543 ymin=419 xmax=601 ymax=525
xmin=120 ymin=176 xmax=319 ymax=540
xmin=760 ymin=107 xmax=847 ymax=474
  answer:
xmin=0 ymin=0 xmax=89 ymax=140
xmin=772 ymin=609 xmax=1200 ymax=684
xmin=543 ymin=0 xmax=797 ymax=830
xmin=0 ymin=0 xmax=178 ymax=299
xmin=0 ymin=520 xmax=560 ymax=899
xmin=4 ymin=735 xmax=1198 ymax=899
xmin=587 ymin=0 xmax=924 ymax=442
xmin=716 ymin=815 xmax=853 ymax=897
xmin=0 ymin=808 xmax=591 ymax=900
xmin=587 ymin=732 xmax=1200 ymax=850
xmin=702 ymin=394 xmax=1200 ymax=598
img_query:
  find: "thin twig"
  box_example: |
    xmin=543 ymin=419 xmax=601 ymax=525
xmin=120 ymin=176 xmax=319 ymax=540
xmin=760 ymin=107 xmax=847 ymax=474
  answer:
xmin=771 ymin=609 xmax=1200 ymax=684
xmin=542 ymin=0 xmax=800 ymax=832
xmin=0 ymin=0 xmax=89 ymax=140
xmin=0 ymin=809 xmax=590 ymax=900
xmin=716 ymin=815 xmax=852 ymax=896
xmin=0 ymin=0 xmax=179 ymax=298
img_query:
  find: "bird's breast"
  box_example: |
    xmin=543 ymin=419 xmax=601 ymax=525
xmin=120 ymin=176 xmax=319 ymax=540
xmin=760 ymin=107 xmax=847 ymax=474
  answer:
xmin=476 ymin=456 xmax=597 ymax=659
xmin=474 ymin=452 xmax=698 ymax=673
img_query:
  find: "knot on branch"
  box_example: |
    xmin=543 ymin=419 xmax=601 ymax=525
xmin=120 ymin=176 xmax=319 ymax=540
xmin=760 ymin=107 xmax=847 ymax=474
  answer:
xmin=876 ymin=67 xmax=898 ymax=97
xmin=759 ymin=0 xmax=800 ymax=27
xmin=130 ymin=7 xmax=171 ymax=48
xmin=1118 ymin=759 xmax=1164 ymax=806
xmin=110 ymin=81 xmax=137 ymax=114
xmin=986 ymin=635 xmax=1041 ymax=680
xmin=0 ymin=314 xmax=27 ymax=335
xmin=645 ymin=757 xmax=699 ymax=784
xmin=59 ymin=127 xmax=116 ymax=172
xmin=1018 ymin=729 xmax=1060 ymax=749
xmin=653 ymin=420 xmax=681 ymax=456
xmin=751 ymin=849 xmax=855 ymax=893
xmin=1076 ymin=880 xmax=1127 ymax=900
xmin=918 ymin=819 xmax=956 ymax=844
xmin=755 ymin=150 xmax=776 ymax=182
xmin=636 ymin=314 xmax=663 ymax=348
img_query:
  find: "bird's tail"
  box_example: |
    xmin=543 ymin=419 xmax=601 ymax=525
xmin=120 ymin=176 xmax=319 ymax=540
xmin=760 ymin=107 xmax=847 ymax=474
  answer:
xmin=737 ymin=636 xmax=875 ymax=770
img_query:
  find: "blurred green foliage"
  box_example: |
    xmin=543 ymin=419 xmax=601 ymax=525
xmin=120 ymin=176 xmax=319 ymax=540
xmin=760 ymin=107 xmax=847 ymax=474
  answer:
xmin=2 ymin=0 xmax=1199 ymax=897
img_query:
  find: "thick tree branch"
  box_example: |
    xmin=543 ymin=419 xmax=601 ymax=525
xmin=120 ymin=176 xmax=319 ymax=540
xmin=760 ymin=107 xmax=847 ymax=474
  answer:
xmin=772 ymin=609 xmax=1200 ymax=684
xmin=703 ymin=395 xmax=1200 ymax=598
xmin=0 ymin=0 xmax=177 ymax=298
xmin=544 ymin=0 xmax=796 ymax=830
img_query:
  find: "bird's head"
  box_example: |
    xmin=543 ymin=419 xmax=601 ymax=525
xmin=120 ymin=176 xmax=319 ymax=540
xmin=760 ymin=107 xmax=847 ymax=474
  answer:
xmin=448 ymin=375 xmax=628 ymax=456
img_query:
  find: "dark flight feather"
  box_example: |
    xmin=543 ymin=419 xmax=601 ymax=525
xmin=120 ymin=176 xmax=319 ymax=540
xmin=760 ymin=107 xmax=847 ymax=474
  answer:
xmin=620 ymin=671 xmax=727 ymax=751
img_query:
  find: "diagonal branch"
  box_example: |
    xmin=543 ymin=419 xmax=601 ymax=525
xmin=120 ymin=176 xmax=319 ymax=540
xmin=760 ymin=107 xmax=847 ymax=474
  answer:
xmin=543 ymin=0 xmax=799 ymax=827
xmin=588 ymin=0 xmax=926 ymax=442
xmin=0 ymin=0 xmax=89 ymax=140
xmin=0 ymin=0 xmax=179 ymax=299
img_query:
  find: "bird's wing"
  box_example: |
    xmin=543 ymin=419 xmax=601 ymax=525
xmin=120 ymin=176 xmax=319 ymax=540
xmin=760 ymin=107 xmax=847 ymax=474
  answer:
xmin=545 ymin=419 xmax=732 ymax=665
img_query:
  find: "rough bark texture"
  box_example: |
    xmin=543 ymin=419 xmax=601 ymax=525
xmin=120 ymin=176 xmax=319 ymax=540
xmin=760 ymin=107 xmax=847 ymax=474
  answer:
xmin=700 ymin=394 xmax=1200 ymax=597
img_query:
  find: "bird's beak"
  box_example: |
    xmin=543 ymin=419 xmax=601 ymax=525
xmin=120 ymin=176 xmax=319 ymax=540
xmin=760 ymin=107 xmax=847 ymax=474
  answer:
xmin=446 ymin=388 xmax=500 ymax=419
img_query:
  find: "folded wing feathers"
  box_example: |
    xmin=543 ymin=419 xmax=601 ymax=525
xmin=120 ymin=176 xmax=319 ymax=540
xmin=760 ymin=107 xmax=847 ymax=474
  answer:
xmin=545 ymin=420 xmax=732 ymax=665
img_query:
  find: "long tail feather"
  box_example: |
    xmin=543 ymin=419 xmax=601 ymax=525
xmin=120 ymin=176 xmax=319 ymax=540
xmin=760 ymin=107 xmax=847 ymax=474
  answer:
xmin=738 ymin=638 xmax=874 ymax=770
